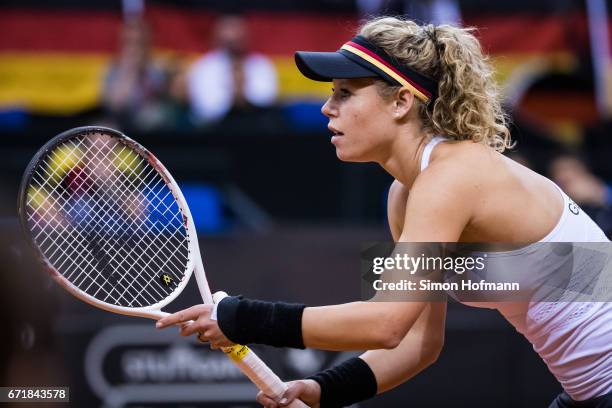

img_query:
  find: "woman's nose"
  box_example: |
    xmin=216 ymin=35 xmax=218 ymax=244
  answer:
xmin=321 ymin=98 xmax=337 ymax=118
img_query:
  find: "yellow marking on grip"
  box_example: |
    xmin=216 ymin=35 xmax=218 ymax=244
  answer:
xmin=224 ymin=344 xmax=251 ymax=362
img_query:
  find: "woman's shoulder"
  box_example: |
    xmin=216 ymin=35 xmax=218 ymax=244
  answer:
xmin=387 ymin=142 xmax=496 ymax=237
xmin=388 ymin=141 xmax=491 ymax=209
xmin=438 ymin=138 xmax=496 ymax=162
xmin=424 ymin=139 xmax=496 ymax=180
xmin=411 ymin=141 xmax=494 ymax=210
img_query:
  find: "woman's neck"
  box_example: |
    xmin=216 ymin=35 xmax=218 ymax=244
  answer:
xmin=380 ymin=124 xmax=432 ymax=188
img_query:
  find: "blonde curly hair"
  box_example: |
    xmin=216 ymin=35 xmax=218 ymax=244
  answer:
xmin=359 ymin=17 xmax=512 ymax=152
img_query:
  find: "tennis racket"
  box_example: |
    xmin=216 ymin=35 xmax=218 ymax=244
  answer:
xmin=18 ymin=126 xmax=308 ymax=408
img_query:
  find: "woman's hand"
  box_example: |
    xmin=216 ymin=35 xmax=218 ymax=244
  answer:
xmin=256 ymin=380 xmax=321 ymax=408
xmin=155 ymin=304 xmax=235 ymax=349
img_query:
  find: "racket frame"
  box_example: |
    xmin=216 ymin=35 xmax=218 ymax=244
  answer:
xmin=18 ymin=126 xmax=309 ymax=407
xmin=18 ymin=126 xmax=200 ymax=320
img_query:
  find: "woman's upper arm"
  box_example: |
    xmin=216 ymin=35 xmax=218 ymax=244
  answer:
xmin=399 ymin=163 xmax=476 ymax=242
xmin=374 ymin=166 xmax=473 ymax=336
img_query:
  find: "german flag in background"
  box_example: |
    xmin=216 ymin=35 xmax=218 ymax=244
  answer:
xmin=0 ymin=1 xmax=600 ymax=130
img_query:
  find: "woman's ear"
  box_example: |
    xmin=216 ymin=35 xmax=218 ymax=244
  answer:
xmin=393 ymin=88 xmax=415 ymax=120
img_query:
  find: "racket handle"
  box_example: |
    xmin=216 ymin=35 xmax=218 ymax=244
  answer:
xmin=213 ymin=292 xmax=309 ymax=408
xmin=223 ymin=344 xmax=309 ymax=408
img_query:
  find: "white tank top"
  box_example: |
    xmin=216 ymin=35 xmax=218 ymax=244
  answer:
xmin=420 ymin=136 xmax=612 ymax=401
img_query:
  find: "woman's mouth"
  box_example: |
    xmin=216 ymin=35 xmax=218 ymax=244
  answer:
xmin=331 ymin=133 xmax=344 ymax=145
xmin=328 ymin=125 xmax=344 ymax=143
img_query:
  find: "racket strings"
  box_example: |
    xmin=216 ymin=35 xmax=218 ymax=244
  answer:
xmin=31 ymin=135 xmax=188 ymax=304
xmin=26 ymin=132 xmax=190 ymax=308
xmin=29 ymin=137 xmax=163 ymax=304
xmin=35 ymin=163 xmax=184 ymax=306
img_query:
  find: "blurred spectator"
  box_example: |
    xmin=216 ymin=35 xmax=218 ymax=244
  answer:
xmin=187 ymin=15 xmax=278 ymax=125
xmin=584 ymin=118 xmax=612 ymax=181
xmin=357 ymin=0 xmax=461 ymax=25
xmin=549 ymin=154 xmax=612 ymax=237
xmin=161 ymin=59 xmax=193 ymax=130
xmin=102 ymin=17 xmax=168 ymax=131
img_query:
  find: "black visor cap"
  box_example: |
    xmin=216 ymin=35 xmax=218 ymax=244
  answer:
xmin=294 ymin=51 xmax=378 ymax=82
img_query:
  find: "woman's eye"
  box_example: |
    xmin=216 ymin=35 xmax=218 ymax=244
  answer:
xmin=339 ymin=89 xmax=351 ymax=98
xmin=330 ymin=87 xmax=351 ymax=100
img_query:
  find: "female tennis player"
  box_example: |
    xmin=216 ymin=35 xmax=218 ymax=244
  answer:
xmin=157 ymin=17 xmax=612 ymax=408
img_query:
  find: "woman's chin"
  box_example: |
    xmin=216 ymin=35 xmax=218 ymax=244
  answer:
xmin=335 ymin=148 xmax=365 ymax=163
xmin=334 ymin=147 xmax=350 ymax=161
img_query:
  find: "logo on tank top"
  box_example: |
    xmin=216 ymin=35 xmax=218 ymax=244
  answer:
xmin=568 ymin=200 xmax=580 ymax=215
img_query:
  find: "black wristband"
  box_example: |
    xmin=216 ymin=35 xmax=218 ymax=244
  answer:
xmin=308 ymin=357 xmax=377 ymax=408
xmin=216 ymin=296 xmax=306 ymax=348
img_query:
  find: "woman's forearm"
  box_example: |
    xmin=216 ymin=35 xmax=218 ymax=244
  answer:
xmin=361 ymin=302 xmax=446 ymax=393
xmin=209 ymin=296 xmax=427 ymax=351
xmin=299 ymin=302 xmax=446 ymax=408
xmin=302 ymin=301 xmax=427 ymax=351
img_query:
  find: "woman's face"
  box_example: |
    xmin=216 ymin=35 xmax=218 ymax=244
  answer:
xmin=321 ymin=78 xmax=396 ymax=162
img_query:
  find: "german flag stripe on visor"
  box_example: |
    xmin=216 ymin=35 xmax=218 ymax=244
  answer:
xmin=295 ymin=35 xmax=437 ymax=104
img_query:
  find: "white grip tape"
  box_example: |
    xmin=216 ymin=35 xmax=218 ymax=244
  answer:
xmin=212 ymin=291 xmax=309 ymax=407
xmin=235 ymin=351 xmax=310 ymax=408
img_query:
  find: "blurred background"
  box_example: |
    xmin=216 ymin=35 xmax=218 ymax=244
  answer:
xmin=1 ymin=0 xmax=612 ymax=407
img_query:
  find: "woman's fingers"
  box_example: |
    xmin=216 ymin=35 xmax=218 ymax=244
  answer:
xmin=277 ymin=381 xmax=305 ymax=406
xmin=155 ymin=304 xmax=211 ymax=328
xmin=256 ymin=380 xmax=318 ymax=407
xmin=155 ymin=303 xmax=236 ymax=350
xmin=179 ymin=322 xmax=202 ymax=337
xmin=256 ymin=391 xmax=279 ymax=408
